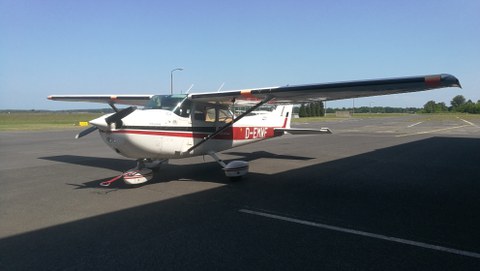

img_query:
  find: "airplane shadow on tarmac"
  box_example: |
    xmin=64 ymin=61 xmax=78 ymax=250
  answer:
xmin=4 ymin=137 xmax=480 ymax=270
xmin=39 ymin=151 xmax=316 ymax=189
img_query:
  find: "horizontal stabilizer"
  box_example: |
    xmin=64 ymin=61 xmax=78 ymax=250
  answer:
xmin=274 ymin=128 xmax=332 ymax=135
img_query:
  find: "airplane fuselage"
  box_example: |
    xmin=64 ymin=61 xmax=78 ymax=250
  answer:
xmin=94 ymin=105 xmax=291 ymax=160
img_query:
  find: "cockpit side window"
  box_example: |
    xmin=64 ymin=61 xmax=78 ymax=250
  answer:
xmin=192 ymin=104 xmax=233 ymax=123
xmin=205 ymin=106 xmax=216 ymax=122
xmin=218 ymin=108 xmax=233 ymax=123
xmin=173 ymin=99 xmax=191 ymax=118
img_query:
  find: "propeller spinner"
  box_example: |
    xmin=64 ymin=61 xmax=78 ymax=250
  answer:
xmin=75 ymin=106 xmax=136 ymax=139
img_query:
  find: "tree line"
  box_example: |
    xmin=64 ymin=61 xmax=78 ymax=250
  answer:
xmin=294 ymin=95 xmax=479 ymax=117
xmin=326 ymin=107 xmax=418 ymax=114
xmin=298 ymin=102 xmax=325 ymax=117
xmin=295 ymin=101 xmax=417 ymax=117
xmin=423 ymin=95 xmax=480 ymax=114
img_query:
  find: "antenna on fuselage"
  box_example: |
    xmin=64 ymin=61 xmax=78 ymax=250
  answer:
xmin=217 ymin=82 xmax=225 ymax=92
xmin=186 ymin=84 xmax=194 ymax=94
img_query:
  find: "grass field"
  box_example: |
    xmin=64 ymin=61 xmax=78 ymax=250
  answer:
xmin=0 ymin=112 xmax=103 ymax=131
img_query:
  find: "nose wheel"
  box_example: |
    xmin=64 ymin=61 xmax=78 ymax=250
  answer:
xmin=100 ymin=159 xmax=167 ymax=187
xmin=122 ymin=168 xmax=154 ymax=185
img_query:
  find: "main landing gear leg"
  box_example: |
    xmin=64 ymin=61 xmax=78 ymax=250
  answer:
xmin=208 ymin=152 xmax=249 ymax=181
xmin=208 ymin=152 xmax=227 ymax=168
xmin=144 ymin=159 xmax=168 ymax=172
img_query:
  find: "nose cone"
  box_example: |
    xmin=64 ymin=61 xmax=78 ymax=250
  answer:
xmin=89 ymin=115 xmax=111 ymax=131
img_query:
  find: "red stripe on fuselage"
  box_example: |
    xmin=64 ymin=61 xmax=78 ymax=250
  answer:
xmin=112 ymin=126 xmax=281 ymax=140
xmin=113 ymin=129 xmax=206 ymax=138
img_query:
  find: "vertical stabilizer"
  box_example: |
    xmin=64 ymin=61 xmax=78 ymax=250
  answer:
xmin=274 ymin=105 xmax=293 ymax=128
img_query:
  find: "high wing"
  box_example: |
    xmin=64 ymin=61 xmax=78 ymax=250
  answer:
xmin=188 ymin=74 xmax=460 ymax=105
xmin=47 ymin=74 xmax=460 ymax=106
xmin=47 ymin=95 xmax=153 ymax=106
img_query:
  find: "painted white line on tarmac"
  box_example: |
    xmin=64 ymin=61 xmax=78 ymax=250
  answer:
xmin=459 ymin=118 xmax=478 ymax=127
xmin=395 ymin=125 xmax=470 ymax=138
xmin=407 ymin=121 xmax=423 ymax=128
xmin=239 ymin=209 xmax=480 ymax=259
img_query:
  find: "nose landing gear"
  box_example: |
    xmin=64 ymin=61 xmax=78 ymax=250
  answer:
xmin=99 ymin=159 xmax=167 ymax=187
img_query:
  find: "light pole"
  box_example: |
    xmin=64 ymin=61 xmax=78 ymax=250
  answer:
xmin=352 ymin=98 xmax=355 ymax=116
xmin=170 ymin=68 xmax=183 ymax=95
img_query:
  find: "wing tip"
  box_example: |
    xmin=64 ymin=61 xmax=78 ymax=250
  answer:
xmin=441 ymin=73 xmax=462 ymax=88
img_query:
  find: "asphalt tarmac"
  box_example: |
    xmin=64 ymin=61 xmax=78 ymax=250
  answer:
xmin=1 ymin=115 xmax=480 ymax=270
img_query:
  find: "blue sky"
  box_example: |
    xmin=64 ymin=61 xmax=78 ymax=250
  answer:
xmin=1 ymin=0 xmax=479 ymax=110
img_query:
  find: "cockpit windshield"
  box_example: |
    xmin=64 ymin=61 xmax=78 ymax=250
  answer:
xmin=144 ymin=95 xmax=188 ymax=111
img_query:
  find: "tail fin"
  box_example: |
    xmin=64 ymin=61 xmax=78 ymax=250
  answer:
xmin=273 ymin=105 xmax=293 ymax=128
xmin=273 ymin=105 xmax=332 ymax=136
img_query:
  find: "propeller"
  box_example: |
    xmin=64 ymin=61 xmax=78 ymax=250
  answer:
xmin=105 ymin=106 xmax=136 ymax=125
xmin=75 ymin=126 xmax=98 ymax=139
xmin=75 ymin=106 xmax=136 ymax=139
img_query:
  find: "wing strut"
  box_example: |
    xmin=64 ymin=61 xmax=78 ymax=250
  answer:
xmin=183 ymin=96 xmax=274 ymax=155
xmin=109 ymin=102 xmax=119 ymax=112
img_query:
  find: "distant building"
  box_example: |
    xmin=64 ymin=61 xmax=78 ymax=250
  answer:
xmin=335 ymin=111 xmax=351 ymax=118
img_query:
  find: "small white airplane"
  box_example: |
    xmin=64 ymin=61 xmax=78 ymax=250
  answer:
xmin=48 ymin=74 xmax=460 ymax=186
